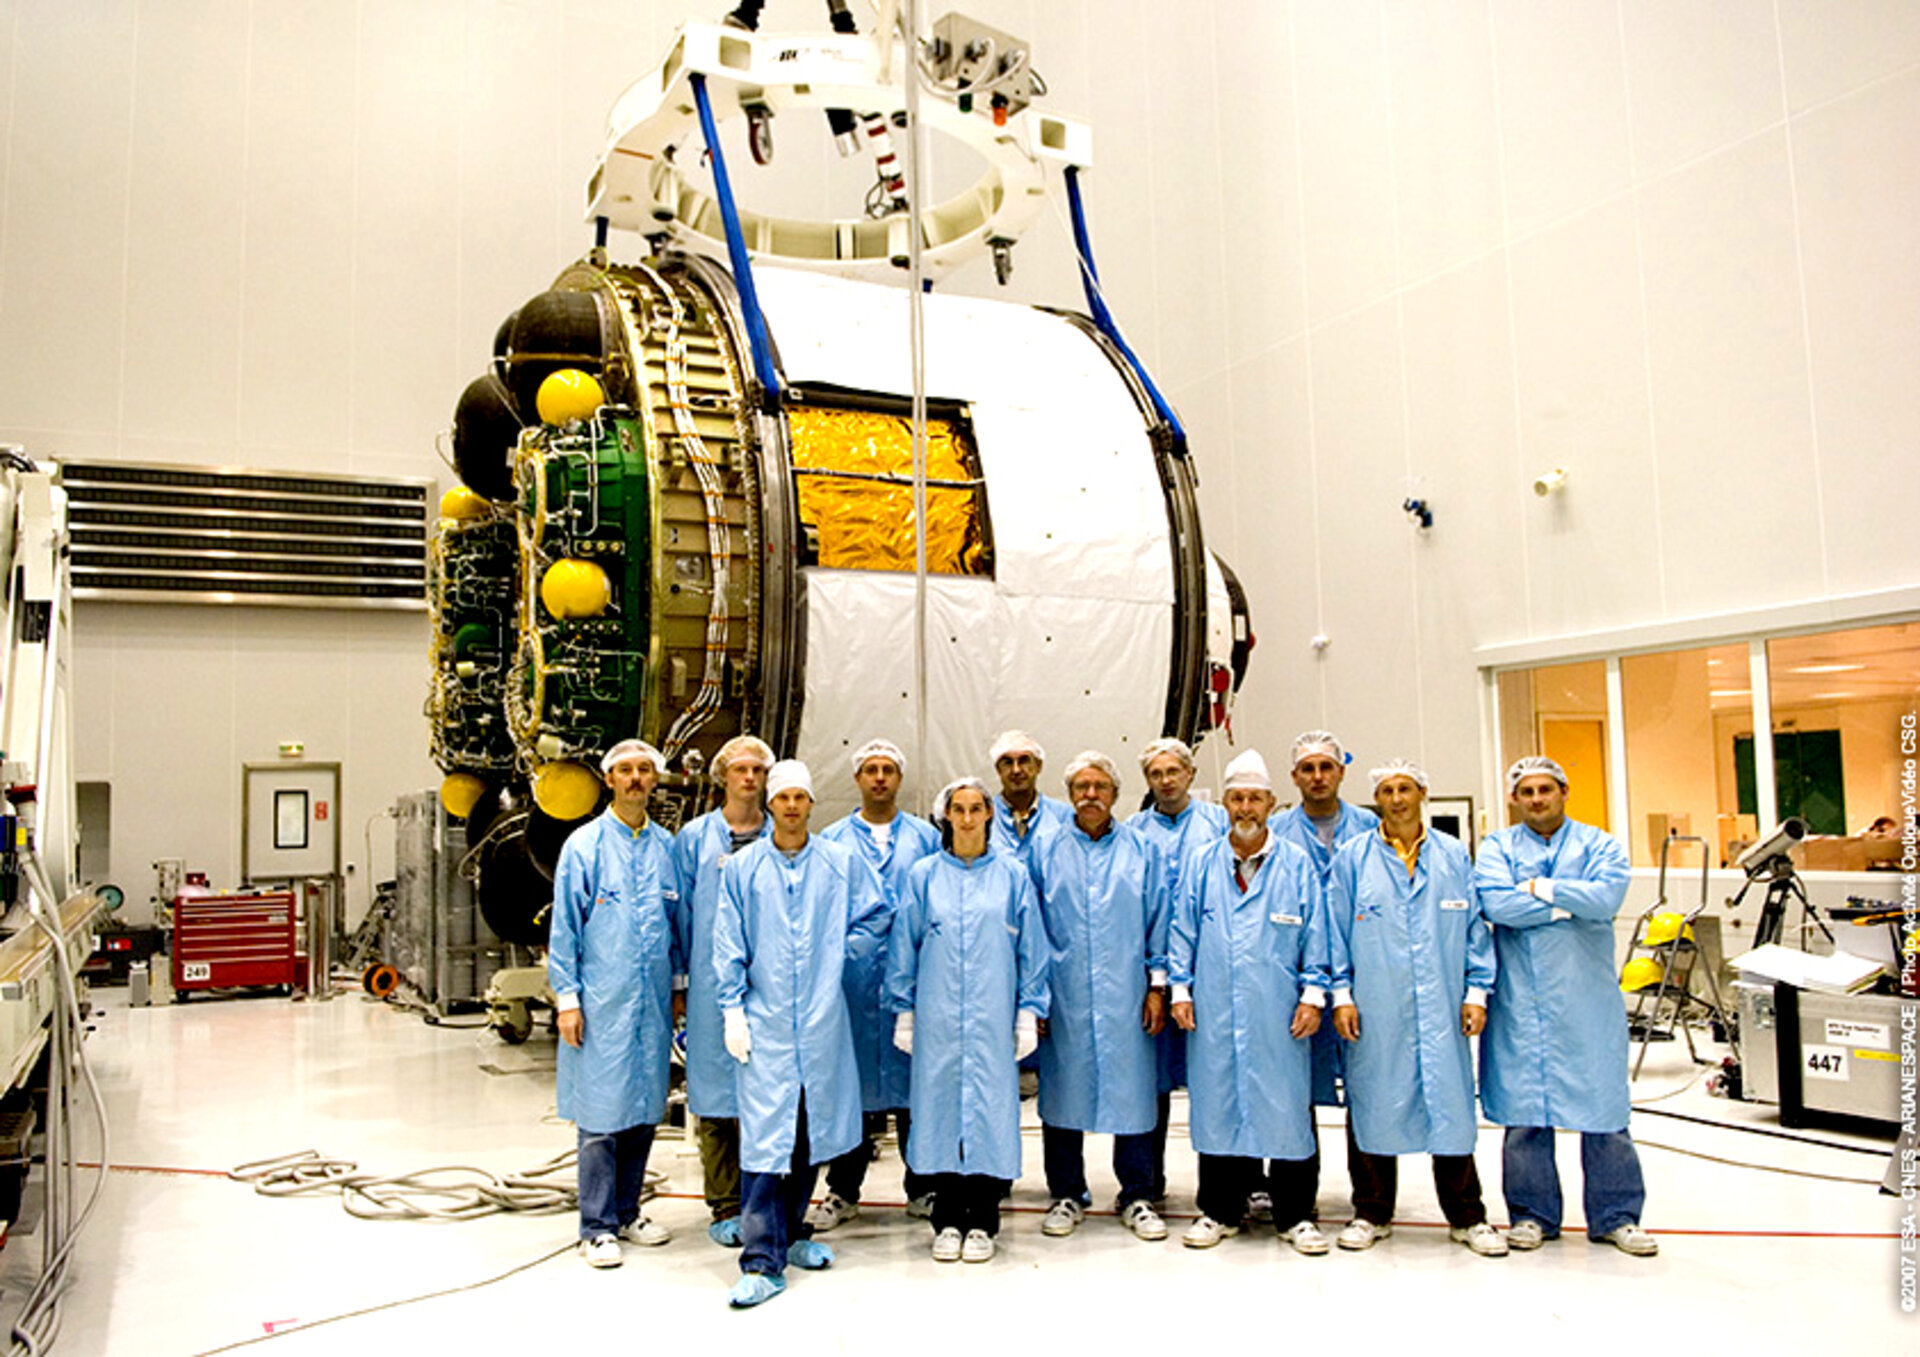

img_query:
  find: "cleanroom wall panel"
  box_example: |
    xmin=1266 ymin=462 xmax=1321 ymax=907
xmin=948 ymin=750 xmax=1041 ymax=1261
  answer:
xmin=120 ymin=0 xmax=247 ymax=451
xmin=1792 ymin=69 xmax=1920 ymax=600
xmin=1776 ymin=0 xmax=1920 ymax=112
xmin=1488 ymin=0 xmax=1633 ymax=239
xmin=1293 ymin=0 xmax=1398 ymax=325
xmin=349 ymin=0 xmax=465 ymax=465
xmin=1308 ymin=301 xmax=1422 ymax=769
xmin=1401 ymin=253 xmax=1527 ymax=796
xmin=1620 ymin=0 xmax=1784 ymax=182
xmin=238 ymin=1 xmax=357 ymax=462
xmin=1212 ymin=1 xmax=1308 ymax=357
xmin=1507 ymin=199 xmax=1664 ymax=637
xmin=1384 ymin=0 xmax=1505 ymax=288
xmin=1139 ymin=3 xmax=1228 ymax=397
xmin=0 ymin=3 xmax=136 ymax=438
xmin=460 ymin=3 xmax=570 ymax=361
xmin=1638 ymin=129 xmax=1821 ymax=619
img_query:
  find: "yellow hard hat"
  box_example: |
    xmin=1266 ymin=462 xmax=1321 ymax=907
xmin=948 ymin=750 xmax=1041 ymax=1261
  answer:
xmin=535 ymin=368 xmax=606 ymax=426
xmin=439 ymin=485 xmax=492 ymax=521
xmin=439 ymin=772 xmax=488 ymax=819
xmin=1619 ymin=957 xmax=1665 ymax=992
xmin=533 ymin=760 xmax=602 ymax=821
xmin=540 ymin=558 xmax=611 ymax=619
xmin=1642 ymin=911 xmax=1693 ymax=947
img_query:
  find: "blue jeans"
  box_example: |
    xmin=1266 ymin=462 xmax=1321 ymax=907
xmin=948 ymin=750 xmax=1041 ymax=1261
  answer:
xmin=1501 ymin=1126 xmax=1645 ymax=1239
xmin=1041 ymin=1123 xmax=1156 ymax=1208
xmin=740 ymin=1096 xmax=822 ymax=1277
xmin=577 ymin=1123 xmax=656 ymax=1239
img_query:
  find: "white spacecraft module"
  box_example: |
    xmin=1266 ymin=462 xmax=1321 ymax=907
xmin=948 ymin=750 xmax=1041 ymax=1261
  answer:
xmin=429 ymin=13 xmax=1251 ymax=943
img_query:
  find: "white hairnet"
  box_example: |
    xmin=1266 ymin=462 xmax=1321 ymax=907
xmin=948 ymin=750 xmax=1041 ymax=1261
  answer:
xmin=1222 ymin=749 xmax=1273 ymax=791
xmin=1369 ymin=759 xmax=1430 ymax=793
xmin=765 ymin=760 xmax=814 ymax=800
xmin=713 ymin=734 xmax=774 ymax=775
xmin=600 ymin=738 xmax=664 ymax=773
xmin=989 ymin=729 xmax=1045 ymax=765
xmin=1507 ymin=755 xmax=1569 ymax=795
xmin=850 ymin=738 xmax=906 ymax=776
xmin=1290 ymin=730 xmax=1348 ymax=768
xmin=1062 ymin=750 xmax=1120 ymax=790
xmin=1138 ymin=737 xmax=1195 ymax=771
xmin=932 ymin=776 xmax=990 ymax=823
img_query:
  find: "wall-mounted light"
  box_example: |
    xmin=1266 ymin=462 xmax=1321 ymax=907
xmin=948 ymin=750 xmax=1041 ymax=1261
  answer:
xmin=1532 ymin=468 xmax=1569 ymax=497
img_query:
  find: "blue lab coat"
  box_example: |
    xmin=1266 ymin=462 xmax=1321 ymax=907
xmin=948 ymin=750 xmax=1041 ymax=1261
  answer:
xmin=672 ymin=808 xmax=769 ymax=1118
xmin=1473 ymin=819 xmax=1634 ymax=1133
xmin=1128 ymin=798 xmax=1229 ymax=1095
xmin=820 ymin=810 xmax=941 ymax=1112
xmin=992 ymin=792 xmax=1071 ymax=865
xmin=1272 ymin=800 xmax=1380 ymax=1107
xmin=713 ymin=835 xmax=888 ymax=1173
xmin=886 ymin=849 xmax=1050 ymax=1180
xmin=548 ymin=811 xmax=688 ymax=1134
xmin=1328 ymin=828 xmax=1495 ymax=1157
xmin=1027 ymin=818 xmax=1168 ymax=1134
xmin=1169 ymin=835 xmax=1328 ymax=1160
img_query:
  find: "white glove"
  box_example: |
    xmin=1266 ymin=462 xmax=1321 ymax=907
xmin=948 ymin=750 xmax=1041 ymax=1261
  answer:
xmin=893 ymin=1012 xmax=914 ymax=1055
xmin=1014 ymin=1010 xmax=1039 ymax=1061
xmin=723 ymin=1007 xmax=751 ymax=1064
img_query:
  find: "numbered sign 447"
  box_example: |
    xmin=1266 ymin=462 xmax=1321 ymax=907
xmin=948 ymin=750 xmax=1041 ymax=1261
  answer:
xmin=1802 ymin=1044 xmax=1850 ymax=1081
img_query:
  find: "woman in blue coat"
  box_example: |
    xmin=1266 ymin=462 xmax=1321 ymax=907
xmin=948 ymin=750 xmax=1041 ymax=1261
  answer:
xmin=886 ymin=777 xmax=1049 ymax=1264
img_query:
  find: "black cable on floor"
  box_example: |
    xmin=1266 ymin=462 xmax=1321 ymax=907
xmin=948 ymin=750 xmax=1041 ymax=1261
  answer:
xmin=1634 ymin=1105 xmax=1894 ymax=1155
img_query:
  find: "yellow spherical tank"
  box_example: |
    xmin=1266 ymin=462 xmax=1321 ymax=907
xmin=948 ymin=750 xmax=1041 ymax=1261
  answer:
xmin=439 ymin=772 xmax=488 ymax=819
xmin=540 ymin=558 xmax=611 ymax=619
xmin=1619 ymin=957 xmax=1664 ymax=993
xmin=534 ymin=760 xmax=603 ymax=821
xmin=439 ymin=485 xmax=492 ymax=521
xmin=1642 ymin=911 xmax=1693 ymax=947
xmin=536 ymin=368 xmax=605 ymax=426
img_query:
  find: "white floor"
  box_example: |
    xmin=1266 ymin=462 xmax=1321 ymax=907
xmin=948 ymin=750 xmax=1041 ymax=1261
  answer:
xmin=5 ymin=983 xmax=1911 ymax=1355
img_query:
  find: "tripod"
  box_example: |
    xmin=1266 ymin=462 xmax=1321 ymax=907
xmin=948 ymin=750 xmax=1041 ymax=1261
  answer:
xmin=1728 ymin=854 xmax=1832 ymax=949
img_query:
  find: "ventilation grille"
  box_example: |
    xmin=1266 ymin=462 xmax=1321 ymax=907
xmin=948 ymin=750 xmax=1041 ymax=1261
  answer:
xmin=55 ymin=460 xmax=431 ymax=609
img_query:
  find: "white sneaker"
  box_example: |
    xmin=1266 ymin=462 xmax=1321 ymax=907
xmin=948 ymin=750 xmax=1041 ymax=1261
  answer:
xmin=1041 ymin=1198 xmax=1085 ymax=1237
xmin=1182 ymin=1215 xmax=1239 ymax=1249
xmin=905 ymin=1192 xmax=936 ymax=1219
xmin=580 ymin=1234 xmax=622 ymax=1268
xmin=961 ymin=1229 xmax=996 ymax=1263
xmin=1245 ymin=1190 xmax=1274 ymax=1224
xmin=803 ymin=1191 xmax=859 ymax=1233
xmin=1281 ymin=1220 xmax=1331 ymax=1255
xmin=1506 ymin=1219 xmax=1547 ymax=1250
xmin=1450 ymin=1222 xmax=1509 ymax=1256
xmin=1599 ymin=1223 xmax=1659 ymax=1256
xmin=618 ymin=1216 xmax=670 ymax=1247
xmin=1120 ymin=1200 xmax=1168 ymax=1241
xmin=931 ymin=1227 xmax=963 ymax=1262
xmin=1336 ymin=1219 xmax=1391 ymax=1251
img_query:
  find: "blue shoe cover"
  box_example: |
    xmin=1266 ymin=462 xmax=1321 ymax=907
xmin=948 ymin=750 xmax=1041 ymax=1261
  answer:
xmin=708 ymin=1218 xmax=743 ymax=1247
xmin=786 ymin=1239 xmax=835 ymax=1270
xmin=728 ymin=1272 xmax=786 ymax=1308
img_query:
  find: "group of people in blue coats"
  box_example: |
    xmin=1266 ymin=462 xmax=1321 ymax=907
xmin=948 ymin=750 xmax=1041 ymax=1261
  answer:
xmin=545 ymin=725 xmax=1658 ymax=1309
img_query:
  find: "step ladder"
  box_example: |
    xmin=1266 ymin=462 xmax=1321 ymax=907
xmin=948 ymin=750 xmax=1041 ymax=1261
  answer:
xmin=1623 ymin=834 xmax=1730 ymax=1078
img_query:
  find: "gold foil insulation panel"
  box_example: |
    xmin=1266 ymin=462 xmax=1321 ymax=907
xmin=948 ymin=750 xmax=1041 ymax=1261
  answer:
xmin=787 ymin=406 xmax=990 ymax=575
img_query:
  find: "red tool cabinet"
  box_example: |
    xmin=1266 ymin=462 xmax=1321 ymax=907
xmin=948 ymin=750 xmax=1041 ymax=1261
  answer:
xmin=171 ymin=889 xmax=300 ymax=996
